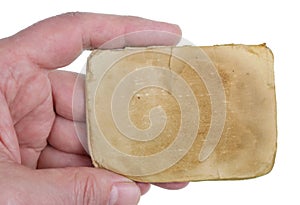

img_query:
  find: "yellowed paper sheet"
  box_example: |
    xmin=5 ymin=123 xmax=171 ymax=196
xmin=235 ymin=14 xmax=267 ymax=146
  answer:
xmin=86 ymin=44 xmax=277 ymax=182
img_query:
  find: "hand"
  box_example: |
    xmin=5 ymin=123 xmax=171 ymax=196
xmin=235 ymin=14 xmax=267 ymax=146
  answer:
xmin=0 ymin=12 xmax=187 ymax=205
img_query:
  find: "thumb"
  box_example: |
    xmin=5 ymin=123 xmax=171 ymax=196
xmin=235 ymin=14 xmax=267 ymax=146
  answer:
xmin=33 ymin=167 xmax=141 ymax=205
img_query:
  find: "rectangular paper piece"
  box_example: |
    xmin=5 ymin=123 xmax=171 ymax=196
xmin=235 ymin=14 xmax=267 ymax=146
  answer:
xmin=86 ymin=44 xmax=277 ymax=182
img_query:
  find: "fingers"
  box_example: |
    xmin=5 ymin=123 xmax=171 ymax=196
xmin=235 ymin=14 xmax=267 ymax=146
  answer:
xmin=136 ymin=183 xmax=151 ymax=195
xmin=48 ymin=115 xmax=87 ymax=155
xmin=38 ymin=143 xmax=188 ymax=191
xmin=154 ymin=182 xmax=189 ymax=190
xmin=9 ymin=12 xmax=181 ymax=69
xmin=48 ymin=70 xmax=85 ymax=121
xmin=39 ymin=167 xmax=141 ymax=205
xmin=48 ymin=70 xmax=189 ymax=192
xmin=37 ymin=145 xmax=150 ymax=196
xmin=38 ymin=146 xmax=92 ymax=169
xmin=2 ymin=163 xmax=141 ymax=205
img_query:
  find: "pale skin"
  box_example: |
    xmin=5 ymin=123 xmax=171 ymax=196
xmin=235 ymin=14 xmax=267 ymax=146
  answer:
xmin=0 ymin=12 xmax=188 ymax=205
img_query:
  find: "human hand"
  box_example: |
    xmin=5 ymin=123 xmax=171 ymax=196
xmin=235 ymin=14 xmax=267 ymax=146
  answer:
xmin=0 ymin=12 xmax=187 ymax=205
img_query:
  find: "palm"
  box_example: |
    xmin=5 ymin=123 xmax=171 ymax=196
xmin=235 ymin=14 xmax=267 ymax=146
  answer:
xmin=1 ymin=52 xmax=88 ymax=168
xmin=10 ymin=68 xmax=55 ymax=168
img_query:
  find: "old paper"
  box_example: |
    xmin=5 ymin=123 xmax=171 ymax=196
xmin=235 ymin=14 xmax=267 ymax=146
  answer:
xmin=86 ymin=44 xmax=277 ymax=182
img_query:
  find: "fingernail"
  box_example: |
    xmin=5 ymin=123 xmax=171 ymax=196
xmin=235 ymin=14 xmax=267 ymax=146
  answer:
xmin=109 ymin=182 xmax=141 ymax=205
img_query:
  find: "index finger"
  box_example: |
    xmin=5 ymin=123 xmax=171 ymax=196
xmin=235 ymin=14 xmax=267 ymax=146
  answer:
xmin=8 ymin=12 xmax=181 ymax=69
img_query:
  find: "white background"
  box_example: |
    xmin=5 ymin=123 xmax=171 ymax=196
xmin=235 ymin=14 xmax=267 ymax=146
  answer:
xmin=1 ymin=0 xmax=299 ymax=204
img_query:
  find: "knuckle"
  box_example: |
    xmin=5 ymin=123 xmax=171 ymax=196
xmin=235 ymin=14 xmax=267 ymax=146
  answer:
xmin=62 ymin=11 xmax=82 ymax=18
xmin=74 ymin=171 xmax=101 ymax=205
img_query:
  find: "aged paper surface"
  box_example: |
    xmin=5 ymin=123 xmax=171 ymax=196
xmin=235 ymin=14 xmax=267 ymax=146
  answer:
xmin=86 ymin=44 xmax=277 ymax=182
